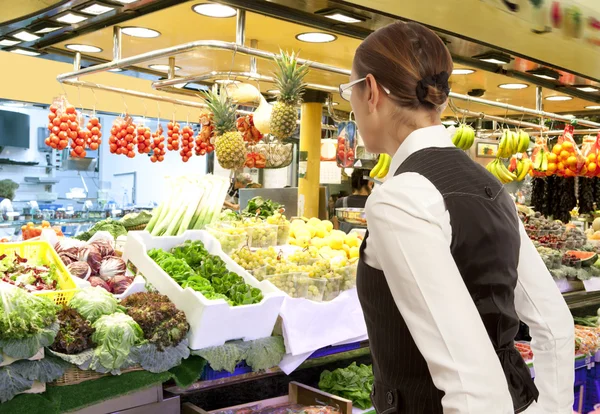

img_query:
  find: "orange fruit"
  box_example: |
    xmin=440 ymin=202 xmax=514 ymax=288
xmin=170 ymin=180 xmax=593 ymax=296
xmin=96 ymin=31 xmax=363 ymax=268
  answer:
xmin=565 ymin=169 xmax=576 ymax=177
xmin=589 ymin=163 xmax=597 ymax=173
xmin=547 ymin=153 xmax=558 ymax=162
xmin=547 ymin=163 xmax=557 ymax=172
xmin=567 ymin=156 xmax=578 ymax=167
xmin=589 ymin=153 xmax=597 ymax=162
xmin=552 ymin=144 xmax=562 ymax=155
xmin=562 ymin=141 xmax=574 ymax=150
xmin=546 ymin=170 xmax=553 ymax=176
xmin=557 ymin=162 xmax=565 ymax=171
xmin=560 ymin=150 xmax=570 ymax=160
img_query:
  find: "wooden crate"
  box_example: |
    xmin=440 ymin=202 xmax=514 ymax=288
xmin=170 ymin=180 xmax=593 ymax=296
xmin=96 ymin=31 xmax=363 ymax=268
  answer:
xmin=182 ymin=381 xmax=352 ymax=414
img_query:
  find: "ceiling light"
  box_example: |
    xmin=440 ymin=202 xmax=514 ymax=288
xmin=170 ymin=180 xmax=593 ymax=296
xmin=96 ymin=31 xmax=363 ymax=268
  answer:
xmin=10 ymin=30 xmax=40 ymax=42
xmin=28 ymin=20 xmax=66 ymax=34
xmin=452 ymin=69 xmax=475 ymax=75
xmin=34 ymin=26 xmax=62 ymax=34
xmin=2 ymin=101 xmax=27 ymax=107
xmin=111 ymin=0 xmax=140 ymax=3
xmin=563 ymin=114 xmax=575 ymax=118
xmin=577 ymin=86 xmax=600 ymax=93
xmin=585 ymin=105 xmax=600 ymax=110
xmin=442 ymin=120 xmax=457 ymax=126
xmin=193 ymin=3 xmax=237 ymax=18
xmin=296 ymin=32 xmax=337 ymax=43
xmin=546 ymin=95 xmax=572 ymax=101
xmin=267 ymin=89 xmax=280 ymax=94
xmin=77 ymin=1 xmax=116 ymax=15
xmin=326 ymin=13 xmax=362 ymax=23
xmin=0 ymin=38 xmax=21 ymax=47
xmin=149 ymin=64 xmax=180 ymax=71
xmin=315 ymin=8 xmax=367 ymax=23
xmin=9 ymin=48 xmax=41 ymax=56
xmin=215 ymin=79 xmax=239 ymax=84
xmin=499 ymin=83 xmax=529 ymax=90
xmin=473 ymin=52 xmax=512 ymax=65
xmin=66 ymin=44 xmax=102 ymax=53
xmin=122 ymin=27 xmax=160 ymax=38
xmin=173 ymin=83 xmax=187 ymax=89
xmin=53 ymin=12 xmax=88 ymax=24
xmin=527 ymin=67 xmax=560 ymax=80
xmin=109 ymin=68 xmax=123 ymax=72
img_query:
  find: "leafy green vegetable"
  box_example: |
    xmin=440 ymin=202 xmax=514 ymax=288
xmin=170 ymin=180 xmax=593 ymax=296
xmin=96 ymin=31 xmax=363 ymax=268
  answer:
xmin=47 ymin=348 xmax=94 ymax=369
xmin=50 ymin=307 xmax=95 ymax=354
xmin=171 ymin=240 xmax=209 ymax=269
xmin=0 ymin=365 xmax=33 ymax=403
xmin=0 ymin=322 xmax=58 ymax=360
xmin=69 ymin=287 xmax=120 ymax=323
xmin=149 ymin=249 xmax=195 ymax=284
xmin=91 ymin=313 xmax=144 ymax=372
xmin=0 ymin=282 xmax=58 ymax=341
xmin=130 ymin=340 xmax=190 ymax=373
xmin=0 ymin=355 xmax=68 ymax=403
xmin=242 ymin=196 xmax=282 ymax=219
xmin=194 ymin=343 xmax=245 ymax=373
xmin=119 ymin=211 xmax=153 ymax=230
xmin=319 ymin=362 xmax=374 ymax=409
xmin=73 ymin=219 xmax=127 ymax=242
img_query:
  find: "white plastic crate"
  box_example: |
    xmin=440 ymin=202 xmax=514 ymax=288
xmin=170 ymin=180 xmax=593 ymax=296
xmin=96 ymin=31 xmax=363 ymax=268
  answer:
xmin=122 ymin=230 xmax=285 ymax=350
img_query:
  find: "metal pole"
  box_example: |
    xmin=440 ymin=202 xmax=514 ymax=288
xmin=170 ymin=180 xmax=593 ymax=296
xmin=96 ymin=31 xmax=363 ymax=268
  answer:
xmin=536 ymin=86 xmax=544 ymax=129
xmin=236 ymin=9 xmax=245 ymax=46
xmin=113 ymin=26 xmax=122 ymax=61
xmin=249 ymin=39 xmax=258 ymax=74
xmin=168 ymin=57 xmax=176 ymax=80
xmin=73 ymin=52 xmax=81 ymax=71
xmin=483 ymin=129 xmax=600 ymax=138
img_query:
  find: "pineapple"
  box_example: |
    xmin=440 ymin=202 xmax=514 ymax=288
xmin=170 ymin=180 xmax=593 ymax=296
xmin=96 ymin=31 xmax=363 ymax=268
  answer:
xmin=270 ymin=50 xmax=309 ymax=140
xmin=201 ymin=85 xmax=247 ymax=170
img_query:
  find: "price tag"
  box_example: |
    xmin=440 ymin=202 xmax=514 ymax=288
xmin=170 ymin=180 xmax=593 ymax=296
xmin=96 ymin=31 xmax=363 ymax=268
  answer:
xmin=586 ymin=355 xmax=594 ymax=370
xmin=583 ymin=278 xmax=600 ymax=292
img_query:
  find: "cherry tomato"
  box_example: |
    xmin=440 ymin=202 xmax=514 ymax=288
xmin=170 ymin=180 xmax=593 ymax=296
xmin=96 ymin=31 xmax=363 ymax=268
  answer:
xmin=65 ymin=105 xmax=76 ymax=114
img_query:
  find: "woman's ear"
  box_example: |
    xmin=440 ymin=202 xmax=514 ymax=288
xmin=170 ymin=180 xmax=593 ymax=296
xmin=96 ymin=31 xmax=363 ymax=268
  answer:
xmin=364 ymin=74 xmax=380 ymax=113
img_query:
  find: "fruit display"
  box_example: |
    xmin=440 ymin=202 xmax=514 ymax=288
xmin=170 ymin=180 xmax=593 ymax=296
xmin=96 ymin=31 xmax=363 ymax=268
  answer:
xmin=552 ymin=125 xmax=585 ymax=177
xmin=530 ymin=136 xmax=551 ymax=176
xmin=179 ymin=125 xmax=194 ymax=162
xmin=21 ymin=221 xmax=64 ymax=240
xmin=206 ymin=223 xmax=246 ymax=254
xmin=266 ymin=212 xmax=291 ymax=245
xmin=239 ymin=219 xmax=278 ymax=249
xmin=167 ymin=121 xmax=181 ymax=151
xmin=244 ymin=151 xmax=267 ymax=169
xmin=201 ymin=85 xmax=247 ymax=170
xmin=486 ymin=158 xmax=517 ymax=184
xmin=195 ymin=113 xmax=215 ymax=156
xmin=236 ymin=114 xmax=263 ymax=144
xmin=269 ymin=50 xmax=309 ymax=140
xmin=149 ymin=123 xmax=166 ymax=163
xmin=288 ymin=217 xmax=361 ymax=261
xmin=497 ymin=129 xmax=522 ymax=159
xmin=451 ymin=123 xmax=475 ymax=150
xmin=254 ymin=141 xmax=293 ymax=168
xmin=85 ymin=116 xmax=102 ymax=151
xmin=579 ymin=177 xmax=595 ymax=214
xmin=530 ymin=176 xmax=577 ymax=223
xmin=136 ymin=124 xmax=152 ymax=154
xmin=230 ymin=246 xmax=278 ymax=272
xmin=108 ymin=115 xmax=137 ymax=158
xmin=336 ymin=121 xmax=357 ymax=168
xmin=508 ymin=154 xmax=532 ymax=182
xmin=369 ymin=154 xmax=391 ymax=180
xmin=45 ymin=96 xmax=87 ymax=155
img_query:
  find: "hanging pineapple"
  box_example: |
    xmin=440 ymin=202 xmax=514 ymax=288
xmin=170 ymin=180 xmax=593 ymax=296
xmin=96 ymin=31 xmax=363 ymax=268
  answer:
xmin=269 ymin=50 xmax=309 ymax=140
xmin=201 ymin=85 xmax=247 ymax=170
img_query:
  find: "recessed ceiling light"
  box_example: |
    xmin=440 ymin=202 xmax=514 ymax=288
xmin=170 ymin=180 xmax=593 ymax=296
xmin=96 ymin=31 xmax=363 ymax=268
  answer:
xmin=325 ymin=13 xmax=362 ymax=23
xmin=452 ymin=69 xmax=475 ymax=75
xmin=577 ymin=86 xmax=599 ymax=93
xmin=122 ymin=27 xmax=160 ymax=38
xmin=473 ymin=52 xmax=511 ymax=65
xmin=267 ymin=89 xmax=280 ymax=94
xmin=315 ymin=8 xmax=367 ymax=23
xmin=192 ymin=3 xmax=237 ymax=18
xmin=527 ymin=68 xmax=560 ymax=80
xmin=546 ymin=95 xmax=572 ymax=101
xmin=442 ymin=120 xmax=457 ymax=126
xmin=296 ymin=32 xmax=337 ymax=43
xmin=29 ymin=20 xmax=66 ymax=34
xmin=173 ymin=83 xmax=187 ymax=89
xmin=0 ymin=38 xmax=21 ymax=47
xmin=585 ymin=105 xmax=600 ymax=110
xmin=149 ymin=64 xmax=180 ymax=71
xmin=215 ymin=79 xmax=239 ymax=84
xmin=11 ymin=30 xmax=40 ymax=42
xmin=53 ymin=12 xmax=89 ymax=24
xmin=9 ymin=48 xmax=41 ymax=56
xmin=66 ymin=44 xmax=102 ymax=53
xmin=34 ymin=26 xmax=62 ymax=34
xmin=499 ymin=83 xmax=529 ymax=90
xmin=111 ymin=0 xmax=140 ymax=3
xmin=109 ymin=68 xmax=123 ymax=72
xmin=77 ymin=2 xmax=116 ymax=15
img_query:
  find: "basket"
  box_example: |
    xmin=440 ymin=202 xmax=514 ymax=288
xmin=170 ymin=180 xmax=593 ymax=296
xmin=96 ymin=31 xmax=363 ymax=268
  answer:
xmin=0 ymin=240 xmax=78 ymax=305
xmin=254 ymin=143 xmax=293 ymax=169
xmin=52 ymin=365 xmax=144 ymax=386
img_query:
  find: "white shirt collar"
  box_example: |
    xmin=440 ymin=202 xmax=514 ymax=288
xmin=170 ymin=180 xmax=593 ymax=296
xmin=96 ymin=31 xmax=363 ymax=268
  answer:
xmin=388 ymin=124 xmax=454 ymax=177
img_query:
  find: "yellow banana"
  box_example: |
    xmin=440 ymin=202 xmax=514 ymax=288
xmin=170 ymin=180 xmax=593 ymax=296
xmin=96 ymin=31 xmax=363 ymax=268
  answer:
xmin=376 ymin=154 xmax=391 ymax=178
xmin=370 ymin=155 xmax=384 ymax=178
xmin=452 ymin=126 xmax=464 ymax=148
xmin=517 ymin=159 xmax=532 ymax=181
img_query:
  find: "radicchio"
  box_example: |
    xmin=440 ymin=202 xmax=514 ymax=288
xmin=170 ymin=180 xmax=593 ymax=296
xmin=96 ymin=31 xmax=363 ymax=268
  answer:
xmin=99 ymin=256 xmax=126 ymax=280
xmin=88 ymin=276 xmax=111 ymax=292
xmin=59 ymin=254 xmax=75 ymax=266
xmin=78 ymin=245 xmax=102 ymax=275
xmin=55 ymin=239 xmax=85 ymax=257
xmin=109 ymin=275 xmax=133 ymax=295
xmin=90 ymin=239 xmax=115 ymax=258
xmin=67 ymin=261 xmax=91 ymax=280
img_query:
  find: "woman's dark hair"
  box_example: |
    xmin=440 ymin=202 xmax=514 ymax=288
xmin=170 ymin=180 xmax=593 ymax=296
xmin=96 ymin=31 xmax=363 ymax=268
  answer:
xmin=351 ymin=169 xmax=370 ymax=191
xmin=353 ymin=21 xmax=453 ymax=110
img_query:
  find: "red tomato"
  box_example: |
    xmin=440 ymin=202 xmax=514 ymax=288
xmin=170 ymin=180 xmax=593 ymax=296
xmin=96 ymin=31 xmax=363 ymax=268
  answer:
xmin=48 ymin=112 xmax=57 ymax=121
xmin=90 ymin=142 xmax=99 ymax=150
xmin=65 ymin=105 xmax=76 ymax=114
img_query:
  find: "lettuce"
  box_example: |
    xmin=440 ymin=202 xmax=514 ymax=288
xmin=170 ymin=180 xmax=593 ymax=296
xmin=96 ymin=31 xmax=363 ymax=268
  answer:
xmin=90 ymin=313 xmax=143 ymax=372
xmin=318 ymin=362 xmax=374 ymax=409
xmin=69 ymin=287 xmax=120 ymax=323
xmin=0 ymin=322 xmax=58 ymax=360
xmin=131 ymin=340 xmax=190 ymax=373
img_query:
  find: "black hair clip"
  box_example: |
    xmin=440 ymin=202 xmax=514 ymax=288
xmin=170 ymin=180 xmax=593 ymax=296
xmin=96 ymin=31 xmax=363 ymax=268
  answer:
xmin=416 ymin=71 xmax=450 ymax=104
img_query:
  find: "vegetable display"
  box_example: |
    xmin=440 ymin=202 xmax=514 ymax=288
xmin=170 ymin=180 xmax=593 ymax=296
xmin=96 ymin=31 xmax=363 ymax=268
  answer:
xmin=242 ymin=196 xmax=283 ymax=219
xmin=73 ymin=219 xmax=127 ymax=242
xmin=319 ymin=362 xmax=374 ymax=409
xmin=0 ymin=251 xmax=59 ymax=291
xmin=149 ymin=240 xmax=263 ymax=306
xmin=50 ymin=307 xmax=95 ymax=355
xmin=21 ymin=221 xmax=64 ymax=240
xmin=69 ymin=287 xmax=120 ymax=323
xmin=91 ymin=312 xmax=144 ymax=371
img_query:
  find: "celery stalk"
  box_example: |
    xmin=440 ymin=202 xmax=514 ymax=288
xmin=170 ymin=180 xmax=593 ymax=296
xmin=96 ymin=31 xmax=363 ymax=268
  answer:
xmin=177 ymin=187 xmax=205 ymax=235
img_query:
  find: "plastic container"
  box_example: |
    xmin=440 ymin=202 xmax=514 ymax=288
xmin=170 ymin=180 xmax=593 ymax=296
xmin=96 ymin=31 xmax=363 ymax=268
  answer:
xmin=122 ymin=230 xmax=285 ymax=350
xmin=206 ymin=223 xmax=246 ymax=254
xmin=0 ymin=240 xmax=78 ymax=305
xmin=295 ymin=276 xmax=326 ymax=301
xmin=322 ymin=275 xmax=342 ymax=301
xmin=332 ymin=263 xmax=358 ymax=291
xmin=276 ymin=222 xmax=290 ymax=246
xmin=243 ymin=223 xmax=278 ymax=249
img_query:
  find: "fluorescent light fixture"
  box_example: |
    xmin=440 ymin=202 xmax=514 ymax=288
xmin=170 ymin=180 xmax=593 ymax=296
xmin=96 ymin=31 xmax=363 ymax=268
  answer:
xmin=149 ymin=64 xmax=180 ymax=71
xmin=2 ymin=101 xmax=27 ymax=107
xmin=527 ymin=67 xmax=560 ymax=80
xmin=54 ymin=12 xmax=88 ymax=24
xmin=77 ymin=2 xmax=116 ymax=15
xmin=267 ymin=89 xmax=280 ymax=94
xmin=315 ymin=8 xmax=367 ymax=23
xmin=499 ymin=83 xmax=529 ymax=90
xmin=577 ymin=86 xmax=599 ymax=93
xmin=66 ymin=44 xmax=102 ymax=53
xmin=122 ymin=26 xmax=160 ymax=38
xmin=473 ymin=52 xmax=511 ymax=65
xmin=215 ymin=79 xmax=239 ymax=84
xmin=173 ymin=83 xmax=187 ymax=89
xmin=452 ymin=69 xmax=475 ymax=75
xmin=109 ymin=68 xmax=123 ymax=72
xmin=9 ymin=48 xmax=41 ymax=56
xmin=296 ymin=32 xmax=337 ymax=43
xmin=111 ymin=0 xmax=140 ymax=3
xmin=29 ymin=20 xmax=66 ymax=34
xmin=325 ymin=13 xmax=362 ymax=23
xmin=192 ymin=3 xmax=237 ymax=18
xmin=546 ymin=95 xmax=572 ymax=101
xmin=0 ymin=38 xmax=21 ymax=47
xmin=11 ymin=30 xmax=40 ymax=42
xmin=442 ymin=120 xmax=457 ymax=126
xmin=585 ymin=105 xmax=600 ymax=110
xmin=34 ymin=26 xmax=62 ymax=34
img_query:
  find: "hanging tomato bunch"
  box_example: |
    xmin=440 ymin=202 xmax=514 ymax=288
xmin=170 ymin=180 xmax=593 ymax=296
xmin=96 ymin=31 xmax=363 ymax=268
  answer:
xmin=179 ymin=125 xmax=194 ymax=162
xmin=136 ymin=124 xmax=152 ymax=154
xmin=195 ymin=113 xmax=215 ymax=156
xmin=45 ymin=97 xmax=83 ymax=154
xmin=86 ymin=117 xmax=102 ymax=151
xmin=150 ymin=124 xmax=166 ymax=163
xmin=167 ymin=121 xmax=181 ymax=151
xmin=236 ymin=114 xmax=263 ymax=144
xmin=109 ymin=116 xmax=137 ymax=158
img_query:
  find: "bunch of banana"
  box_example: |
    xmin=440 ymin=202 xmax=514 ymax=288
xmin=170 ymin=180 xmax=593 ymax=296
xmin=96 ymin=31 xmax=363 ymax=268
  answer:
xmin=516 ymin=129 xmax=531 ymax=153
xmin=486 ymin=158 xmax=517 ymax=184
xmin=513 ymin=158 xmax=532 ymax=181
xmin=497 ymin=129 xmax=520 ymax=158
xmin=451 ymin=124 xmax=476 ymax=150
xmin=532 ymin=148 xmax=549 ymax=172
xmin=370 ymin=154 xmax=391 ymax=179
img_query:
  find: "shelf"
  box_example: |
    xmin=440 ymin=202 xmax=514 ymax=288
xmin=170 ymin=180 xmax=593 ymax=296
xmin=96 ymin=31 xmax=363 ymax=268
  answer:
xmin=0 ymin=217 xmax=103 ymax=229
xmin=0 ymin=159 xmax=40 ymax=166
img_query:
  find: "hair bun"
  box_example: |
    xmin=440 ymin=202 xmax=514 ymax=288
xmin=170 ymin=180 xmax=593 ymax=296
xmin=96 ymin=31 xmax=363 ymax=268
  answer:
xmin=416 ymin=71 xmax=450 ymax=107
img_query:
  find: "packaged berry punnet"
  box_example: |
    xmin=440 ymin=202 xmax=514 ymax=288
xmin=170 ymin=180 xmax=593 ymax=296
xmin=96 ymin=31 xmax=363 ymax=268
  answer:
xmin=579 ymin=133 xmax=600 ymax=177
xmin=530 ymin=135 xmax=552 ymax=177
xmin=551 ymin=124 xmax=585 ymax=177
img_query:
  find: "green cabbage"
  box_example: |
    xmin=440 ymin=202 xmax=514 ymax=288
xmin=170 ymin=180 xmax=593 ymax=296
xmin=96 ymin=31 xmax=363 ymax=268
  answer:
xmin=91 ymin=313 xmax=143 ymax=371
xmin=69 ymin=287 xmax=120 ymax=323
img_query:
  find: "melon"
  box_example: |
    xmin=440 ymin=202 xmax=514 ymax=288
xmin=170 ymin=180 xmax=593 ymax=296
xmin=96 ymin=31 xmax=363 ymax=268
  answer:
xmin=566 ymin=250 xmax=598 ymax=267
xmin=594 ymin=217 xmax=600 ymax=232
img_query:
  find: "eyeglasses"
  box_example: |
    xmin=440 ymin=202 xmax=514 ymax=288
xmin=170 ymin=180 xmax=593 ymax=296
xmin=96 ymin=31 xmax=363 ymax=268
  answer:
xmin=339 ymin=77 xmax=391 ymax=101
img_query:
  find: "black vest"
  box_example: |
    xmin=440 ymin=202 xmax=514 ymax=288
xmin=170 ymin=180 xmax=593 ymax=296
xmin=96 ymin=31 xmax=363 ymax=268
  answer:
xmin=357 ymin=147 xmax=538 ymax=413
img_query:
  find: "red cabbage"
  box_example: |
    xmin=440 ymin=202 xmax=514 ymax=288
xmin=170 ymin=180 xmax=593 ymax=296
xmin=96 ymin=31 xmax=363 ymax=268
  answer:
xmin=109 ymin=275 xmax=133 ymax=295
xmin=79 ymin=245 xmax=102 ymax=275
xmin=67 ymin=261 xmax=91 ymax=280
xmin=88 ymin=276 xmax=111 ymax=292
xmin=99 ymin=256 xmax=126 ymax=280
xmin=90 ymin=239 xmax=115 ymax=258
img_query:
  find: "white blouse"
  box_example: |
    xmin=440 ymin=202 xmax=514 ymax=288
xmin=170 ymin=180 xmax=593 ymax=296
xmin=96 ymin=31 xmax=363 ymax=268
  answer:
xmin=363 ymin=125 xmax=574 ymax=414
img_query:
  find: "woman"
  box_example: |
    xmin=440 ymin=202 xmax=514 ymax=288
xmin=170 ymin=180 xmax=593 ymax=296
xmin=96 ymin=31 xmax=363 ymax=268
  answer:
xmin=334 ymin=169 xmax=372 ymax=232
xmin=342 ymin=21 xmax=574 ymax=413
xmin=223 ymin=173 xmax=253 ymax=211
